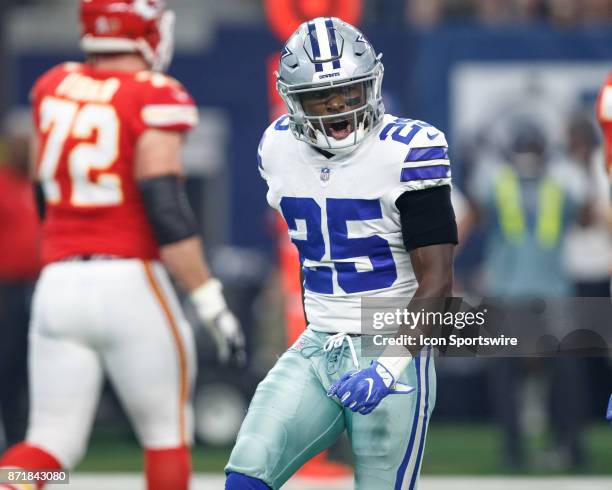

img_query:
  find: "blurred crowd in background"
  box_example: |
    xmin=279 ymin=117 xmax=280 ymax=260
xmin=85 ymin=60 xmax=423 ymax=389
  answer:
xmin=0 ymin=0 xmax=611 ymax=476
xmin=390 ymin=0 xmax=612 ymax=28
xmin=4 ymin=0 xmax=612 ymax=27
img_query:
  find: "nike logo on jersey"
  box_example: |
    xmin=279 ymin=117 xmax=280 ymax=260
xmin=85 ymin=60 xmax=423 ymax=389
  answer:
xmin=427 ymin=131 xmax=440 ymax=140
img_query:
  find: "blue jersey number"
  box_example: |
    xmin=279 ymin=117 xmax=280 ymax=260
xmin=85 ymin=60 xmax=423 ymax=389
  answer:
xmin=280 ymin=197 xmax=333 ymax=294
xmin=280 ymin=197 xmax=397 ymax=294
xmin=379 ymin=118 xmax=434 ymax=147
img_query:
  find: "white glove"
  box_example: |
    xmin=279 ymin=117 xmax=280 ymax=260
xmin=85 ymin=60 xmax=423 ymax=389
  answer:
xmin=190 ymin=278 xmax=246 ymax=365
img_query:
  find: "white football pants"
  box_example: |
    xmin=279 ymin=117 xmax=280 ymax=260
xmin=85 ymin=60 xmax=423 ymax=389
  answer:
xmin=25 ymin=259 xmax=196 ymax=468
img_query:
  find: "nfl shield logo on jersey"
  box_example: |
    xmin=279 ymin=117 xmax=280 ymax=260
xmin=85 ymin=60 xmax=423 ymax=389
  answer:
xmin=320 ymin=167 xmax=331 ymax=183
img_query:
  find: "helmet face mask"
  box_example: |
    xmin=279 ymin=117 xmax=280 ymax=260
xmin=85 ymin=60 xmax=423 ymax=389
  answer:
xmin=298 ymin=80 xmax=368 ymax=144
xmin=80 ymin=0 xmax=175 ymax=72
xmin=276 ymin=18 xmax=385 ymax=154
xmin=149 ymin=9 xmax=175 ymax=72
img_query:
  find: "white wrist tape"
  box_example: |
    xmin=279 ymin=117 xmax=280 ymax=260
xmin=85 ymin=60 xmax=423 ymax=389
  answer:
xmin=190 ymin=278 xmax=227 ymax=324
xmin=377 ymin=350 xmax=413 ymax=382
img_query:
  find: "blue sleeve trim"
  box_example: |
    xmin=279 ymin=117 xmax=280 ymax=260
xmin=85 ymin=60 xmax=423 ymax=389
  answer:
xmin=404 ymin=146 xmax=448 ymax=162
xmin=274 ymin=115 xmax=290 ymax=131
xmin=400 ymin=164 xmax=450 ymax=182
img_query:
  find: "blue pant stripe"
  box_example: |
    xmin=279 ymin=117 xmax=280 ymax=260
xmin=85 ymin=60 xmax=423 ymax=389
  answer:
xmin=394 ymin=355 xmax=422 ymax=490
xmin=408 ymin=347 xmax=431 ymax=490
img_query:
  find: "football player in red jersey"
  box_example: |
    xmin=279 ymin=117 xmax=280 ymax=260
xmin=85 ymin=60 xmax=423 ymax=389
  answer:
xmin=0 ymin=1 xmax=245 ymax=489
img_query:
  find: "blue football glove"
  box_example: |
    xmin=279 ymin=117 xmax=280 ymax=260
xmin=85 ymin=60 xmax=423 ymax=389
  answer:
xmin=327 ymin=361 xmax=415 ymax=415
xmin=607 ymin=394 xmax=612 ymax=424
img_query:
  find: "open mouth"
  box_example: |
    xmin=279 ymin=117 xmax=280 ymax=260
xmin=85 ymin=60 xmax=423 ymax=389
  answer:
xmin=327 ymin=119 xmax=353 ymax=140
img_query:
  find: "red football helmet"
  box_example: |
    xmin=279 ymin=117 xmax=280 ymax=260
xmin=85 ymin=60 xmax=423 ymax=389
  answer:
xmin=80 ymin=0 xmax=175 ymax=72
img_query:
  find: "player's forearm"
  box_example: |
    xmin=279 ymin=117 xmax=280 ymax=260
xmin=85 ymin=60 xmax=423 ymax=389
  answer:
xmin=401 ymin=246 xmax=454 ymax=345
xmin=160 ymin=236 xmax=212 ymax=292
xmin=162 ymin=236 xmax=244 ymax=363
xmin=378 ymin=245 xmax=454 ymax=379
xmin=412 ymin=268 xmax=454 ymax=300
xmin=377 ymin=274 xmax=452 ymax=381
xmin=136 ymin=168 xmax=211 ymax=292
xmin=399 ymin=265 xmax=454 ymax=353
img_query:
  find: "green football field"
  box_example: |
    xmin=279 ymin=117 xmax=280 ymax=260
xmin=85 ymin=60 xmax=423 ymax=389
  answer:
xmin=76 ymin=423 xmax=612 ymax=475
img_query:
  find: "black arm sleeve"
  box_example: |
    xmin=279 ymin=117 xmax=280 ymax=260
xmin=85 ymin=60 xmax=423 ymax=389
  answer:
xmin=395 ymin=185 xmax=458 ymax=252
xmin=138 ymin=174 xmax=199 ymax=246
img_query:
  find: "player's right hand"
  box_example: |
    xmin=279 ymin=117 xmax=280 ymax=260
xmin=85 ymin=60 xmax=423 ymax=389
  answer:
xmin=327 ymin=361 xmax=414 ymax=415
xmin=190 ymin=279 xmax=247 ymax=366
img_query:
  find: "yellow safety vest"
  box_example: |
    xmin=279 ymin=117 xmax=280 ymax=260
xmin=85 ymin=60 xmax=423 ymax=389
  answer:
xmin=494 ymin=165 xmax=564 ymax=249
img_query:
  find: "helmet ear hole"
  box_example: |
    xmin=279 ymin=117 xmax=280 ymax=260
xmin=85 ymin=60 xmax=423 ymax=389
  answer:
xmin=293 ymin=112 xmax=305 ymax=125
xmin=354 ymin=44 xmax=367 ymax=56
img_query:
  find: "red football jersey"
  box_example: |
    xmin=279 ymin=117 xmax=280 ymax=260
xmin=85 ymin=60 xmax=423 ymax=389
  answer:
xmin=596 ymin=71 xmax=612 ymax=176
xmin=31 ymin=62 xmax=198 ymax=264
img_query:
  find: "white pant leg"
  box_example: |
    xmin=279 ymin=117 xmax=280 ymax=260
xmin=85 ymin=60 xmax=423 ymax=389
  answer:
xmin=102 ymin=261 xmax=197 ymax=449
xmin=26 ymin=266 xmax=104 ymax=468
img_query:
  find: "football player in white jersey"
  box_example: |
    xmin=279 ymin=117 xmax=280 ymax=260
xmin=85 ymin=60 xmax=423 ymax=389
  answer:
xmin=225 ymin=17 xmax=457 ymax=490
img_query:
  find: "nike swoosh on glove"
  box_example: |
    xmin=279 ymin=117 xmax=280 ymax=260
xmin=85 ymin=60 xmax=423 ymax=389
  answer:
xmin=327 ymin=361 xmax=415 ymax=415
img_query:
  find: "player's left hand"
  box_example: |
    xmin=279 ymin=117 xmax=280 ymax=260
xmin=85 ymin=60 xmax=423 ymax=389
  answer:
xmin=206 ymin=309 xmax=246 ymax=366
xmin=327 ymin=361 xmax=415 ymax=415
xmin=190 ymin=278 xmax=247 ymax=366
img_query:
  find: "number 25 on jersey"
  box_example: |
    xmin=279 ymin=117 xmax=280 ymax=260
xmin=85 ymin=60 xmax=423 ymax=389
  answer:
xmin=281 ymin=197 xmax=398 ymax=295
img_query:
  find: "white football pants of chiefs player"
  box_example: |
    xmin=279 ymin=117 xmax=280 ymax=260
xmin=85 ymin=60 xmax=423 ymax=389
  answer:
xmin=25 ymin=259 xmax=196 ymax=468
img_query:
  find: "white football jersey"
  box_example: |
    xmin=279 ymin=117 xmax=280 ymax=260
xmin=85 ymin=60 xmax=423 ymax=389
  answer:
xmin=259 ymin=113 xmax=452 ymax=334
